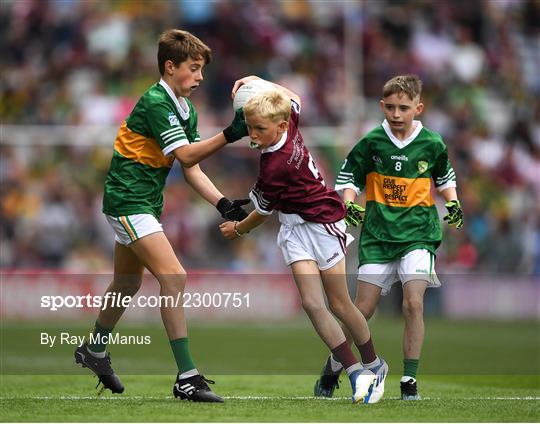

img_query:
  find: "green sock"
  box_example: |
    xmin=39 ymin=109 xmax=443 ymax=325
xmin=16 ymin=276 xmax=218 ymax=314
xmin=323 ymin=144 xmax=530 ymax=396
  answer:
xmin=170 ymin=337 xmax=196 ymax=374
xmin=88 ymin=321 xmax=112 ymax=353
xmin=403 ymin=358 xmax=419 ymax=379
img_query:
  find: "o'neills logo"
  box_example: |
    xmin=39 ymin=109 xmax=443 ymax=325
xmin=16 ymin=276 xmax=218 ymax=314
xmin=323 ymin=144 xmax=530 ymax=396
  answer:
xmin=391 ymin=155 xmax=408 ymax=161
xmin=326 ymin=252 xmax=339 ymax=263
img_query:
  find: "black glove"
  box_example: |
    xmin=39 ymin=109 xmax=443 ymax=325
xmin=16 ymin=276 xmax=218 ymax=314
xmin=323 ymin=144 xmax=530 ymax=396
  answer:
xmin=223 ymin=108 xmax=248 ymax=143
xmin=443 ymin=200 xmax=464 ymax=229
xmin=216 ymin=197 xmax=250 ymax=221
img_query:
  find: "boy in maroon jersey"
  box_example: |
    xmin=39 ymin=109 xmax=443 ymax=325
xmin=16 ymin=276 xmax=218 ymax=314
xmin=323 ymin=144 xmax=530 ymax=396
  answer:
xmin=219 ymin=76 xmax=388 ymax=404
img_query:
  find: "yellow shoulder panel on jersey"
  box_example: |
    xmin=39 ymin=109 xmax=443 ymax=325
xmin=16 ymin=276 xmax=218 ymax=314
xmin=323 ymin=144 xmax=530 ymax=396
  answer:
xmin=114 ymin=121 xmax=174 ymax=168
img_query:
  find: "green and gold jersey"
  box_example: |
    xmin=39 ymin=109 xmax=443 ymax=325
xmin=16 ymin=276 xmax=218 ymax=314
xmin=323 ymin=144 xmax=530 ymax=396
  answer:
xmin=335 ymin=120 xmax=456 ymax=262
xmin=102 ymin=80 xmax=200 ymax=219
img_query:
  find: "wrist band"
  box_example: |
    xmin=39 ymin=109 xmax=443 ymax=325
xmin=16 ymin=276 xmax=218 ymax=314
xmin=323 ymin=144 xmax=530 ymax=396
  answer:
xmin=233 ymin=221 xmax=244 ymax=237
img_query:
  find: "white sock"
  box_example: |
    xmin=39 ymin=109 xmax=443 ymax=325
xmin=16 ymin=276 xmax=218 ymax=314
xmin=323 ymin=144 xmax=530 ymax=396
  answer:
xmin=87 ymin=346 xmax=106 ymax=358
xmin=345 ymin=363 xmax=362 ymax=376
xmin=401 ymin=376 xmax=416 ymax=383
xmin=330 ymin=354 xmax=344 ymax=372
xmin=179 ymin=368 xmax=199 ymax=380
xmin=362 ymin=357 xmax=381 ymax=369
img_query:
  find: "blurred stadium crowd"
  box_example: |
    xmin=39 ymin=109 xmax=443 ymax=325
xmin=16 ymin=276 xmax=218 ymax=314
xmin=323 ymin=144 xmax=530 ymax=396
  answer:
xmin=1 ymin=0 xmax=539 ymax=274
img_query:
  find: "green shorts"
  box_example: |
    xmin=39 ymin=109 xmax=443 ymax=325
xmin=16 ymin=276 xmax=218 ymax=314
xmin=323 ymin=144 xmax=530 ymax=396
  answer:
xmin=358 ymin=229 xmax=440 ymax=266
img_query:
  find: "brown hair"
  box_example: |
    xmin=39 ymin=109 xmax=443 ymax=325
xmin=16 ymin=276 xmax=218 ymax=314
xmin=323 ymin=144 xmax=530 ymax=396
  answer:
xmin=382 ymin=75 xmax=422 ymax=101
xmin=157 ymin=29 xmax=212 ymax=75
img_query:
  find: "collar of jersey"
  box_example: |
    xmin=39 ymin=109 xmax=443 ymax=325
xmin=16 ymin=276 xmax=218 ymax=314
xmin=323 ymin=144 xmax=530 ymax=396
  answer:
xmin=261 ymin=130 xmax=288 ymax=154
xmin=382 ymin=119 xmax=423 ymax=149
xmin=159 ymin=79 xmax=190 ymax=121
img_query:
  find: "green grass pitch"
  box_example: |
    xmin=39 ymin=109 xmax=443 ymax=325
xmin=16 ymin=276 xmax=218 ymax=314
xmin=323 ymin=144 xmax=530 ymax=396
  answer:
xmin=1 ymin=318 xmax=539 ymax=421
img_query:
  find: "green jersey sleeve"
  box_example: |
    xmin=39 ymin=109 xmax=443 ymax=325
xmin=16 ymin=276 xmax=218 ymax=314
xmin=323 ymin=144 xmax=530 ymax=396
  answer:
xmin=335 ymin=140 xmax=369 ymax=194
xmin=187 ymin=107 xmax=201 ymax=143
xmin=145 ymin=102 xmax=190 ymax=156
xmin=432 ymin=142 xmax=457 ymax=191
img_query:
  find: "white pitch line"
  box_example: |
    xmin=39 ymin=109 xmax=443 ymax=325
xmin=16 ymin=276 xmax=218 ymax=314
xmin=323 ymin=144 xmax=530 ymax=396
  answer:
xmin=1 ymin=396 xmax=539 ymax=401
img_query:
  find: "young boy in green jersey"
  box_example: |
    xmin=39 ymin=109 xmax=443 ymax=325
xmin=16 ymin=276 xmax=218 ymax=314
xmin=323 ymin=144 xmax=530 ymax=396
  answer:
xmin=314 ymin=75 xmax=463 ymax=400
xmin=74 ymin=29 xmax=249 ymax=402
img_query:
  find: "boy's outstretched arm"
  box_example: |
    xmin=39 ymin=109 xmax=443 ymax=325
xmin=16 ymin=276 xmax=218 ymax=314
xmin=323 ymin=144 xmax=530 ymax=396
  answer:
xmin=182 ymin=164 xmax=249 ymax=221
xmin=183 ymin=163 xmax=223 ymax=205
xmin=219 ymin=211 xmax=268 ymax=240
xmin=172 ymin=109 xmax=248 ymax=167
xmin=440 ymin=187 xmax=463 ymax=229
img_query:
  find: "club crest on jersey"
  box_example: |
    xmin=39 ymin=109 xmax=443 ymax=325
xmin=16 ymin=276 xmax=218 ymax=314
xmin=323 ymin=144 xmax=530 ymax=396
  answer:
xmin=168 ymin=112 xmax=180 ymax=126
xmin=372 ymin=155 xmax=382 ymax=165
xmin=417 ymin=160 xmax=428 ymax=174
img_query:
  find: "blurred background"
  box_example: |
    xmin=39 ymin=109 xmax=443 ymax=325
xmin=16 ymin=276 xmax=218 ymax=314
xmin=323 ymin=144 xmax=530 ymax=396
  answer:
xmin=1 ymin=0 xmax=539 ymax=325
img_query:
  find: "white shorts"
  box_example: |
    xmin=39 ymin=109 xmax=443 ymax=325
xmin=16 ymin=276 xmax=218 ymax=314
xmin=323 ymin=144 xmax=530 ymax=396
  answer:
xmin=358 ymin=249 xmax=441 ymax=296
xmin=105 ymin=214 xmax=163 ymax=246
xmin=277 ymin=212 xmax=354 ymax=271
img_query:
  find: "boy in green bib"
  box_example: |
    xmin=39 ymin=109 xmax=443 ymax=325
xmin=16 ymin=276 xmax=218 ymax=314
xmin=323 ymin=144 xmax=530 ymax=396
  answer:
xmin=314 ymin=75 xmax=463 ymax=401
xmin=75 ymin=29 xmax=249 ymax=402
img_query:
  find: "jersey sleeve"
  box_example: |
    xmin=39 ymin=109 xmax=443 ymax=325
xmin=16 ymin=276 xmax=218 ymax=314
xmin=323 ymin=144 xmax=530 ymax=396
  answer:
xmin=187 ymin=114 xmax=201 ymax=143
xmin=249 ymin=174 xmax=288 ymax=216
xmin=193 ymin=128 xmax=201 ymax=143
xmin=335 ymin=141 xmax=368 ymax=195
xmin=145 ymin=102 xmax=190 ymax=155
xmin=186 ymin=99 xmax=201 ymax=143
xmin=432 ymin=142 xmax=457 ymax=191
xmin=290 ymin=99 xmax=300 ymax=127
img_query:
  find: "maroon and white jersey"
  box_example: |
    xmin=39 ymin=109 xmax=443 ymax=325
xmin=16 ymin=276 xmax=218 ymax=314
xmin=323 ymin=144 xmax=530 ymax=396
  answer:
xmin=249 ymin=100 xmax=346 ymax=223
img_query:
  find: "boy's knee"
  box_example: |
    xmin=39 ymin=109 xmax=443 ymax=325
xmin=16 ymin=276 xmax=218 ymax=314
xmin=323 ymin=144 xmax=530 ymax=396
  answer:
xmin=154 ymin=267 xmax=188 ymax=293
xmin=328 ymin=299 xmax=349 ymax=320
xmin=355 ymin=300 xmax=376 ymax=320
xmin=402 ymin=298 xmax=424 ymax=318
xmin=301 ymin=298 xmax=326 ymax=316
xmin=111 ymin=276 xmax=142 ymax=296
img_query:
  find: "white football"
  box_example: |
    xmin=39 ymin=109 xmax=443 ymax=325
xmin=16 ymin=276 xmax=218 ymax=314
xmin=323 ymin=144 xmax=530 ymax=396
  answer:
xmin=233 ymin=79 xmax=274 ymax=110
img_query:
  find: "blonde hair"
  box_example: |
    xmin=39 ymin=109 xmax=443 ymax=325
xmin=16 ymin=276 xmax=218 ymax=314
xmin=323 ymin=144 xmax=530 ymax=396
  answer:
xmin=382 ymin=75 xmax=422 ymax=101
xmin=157 ymin=29 xmax=212 ymax=75
xmin=243 ymin=90 xmax=291 ymax=123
